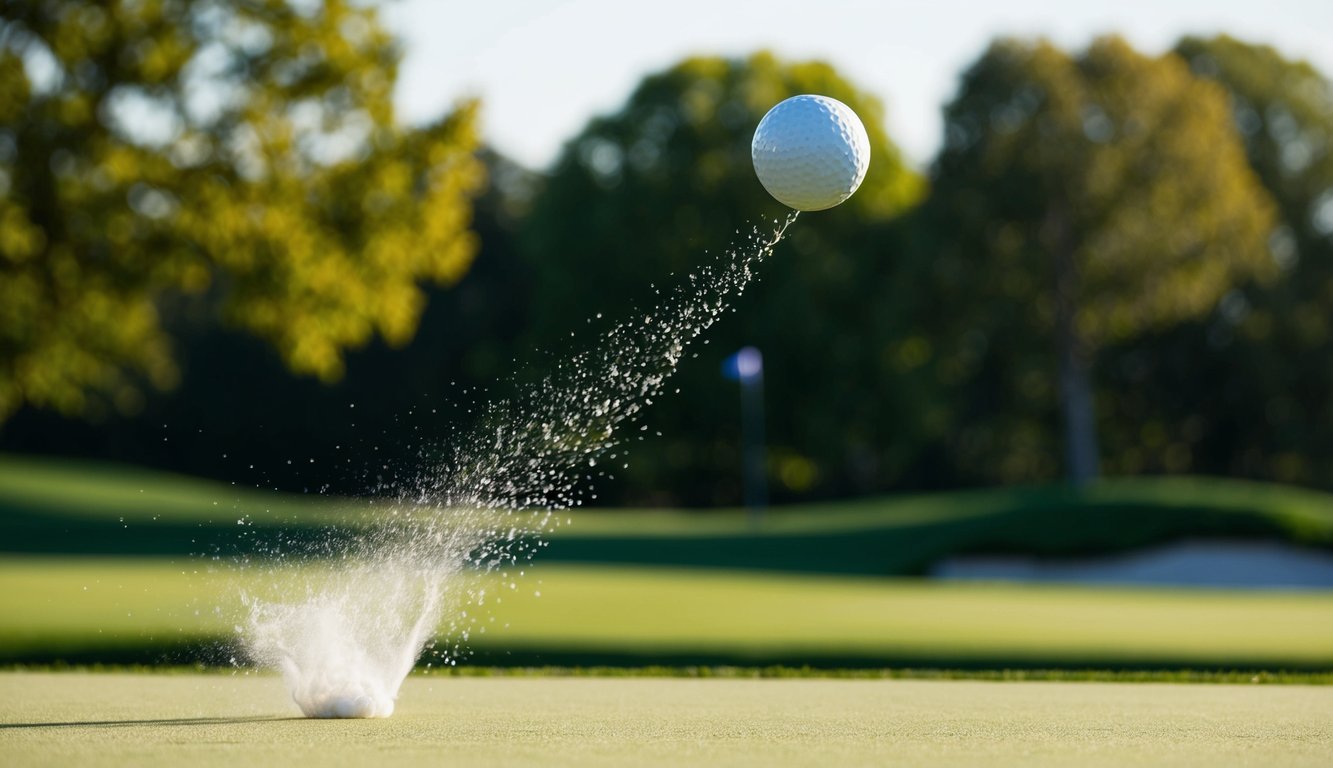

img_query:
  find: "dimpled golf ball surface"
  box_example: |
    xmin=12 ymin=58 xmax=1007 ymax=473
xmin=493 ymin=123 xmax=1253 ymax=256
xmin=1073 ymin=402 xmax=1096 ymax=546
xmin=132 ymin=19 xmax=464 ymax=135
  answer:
xmin=752 ymin=94 xmax=870 ymax=211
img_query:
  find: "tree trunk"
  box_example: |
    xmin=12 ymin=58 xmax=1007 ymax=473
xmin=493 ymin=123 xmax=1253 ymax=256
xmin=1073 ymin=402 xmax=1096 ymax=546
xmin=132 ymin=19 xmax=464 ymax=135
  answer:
xmin=1057 ymin=332 xmax=1100 ymax=487
xmin=1047 ymin=204 xmax=1101 ymax=487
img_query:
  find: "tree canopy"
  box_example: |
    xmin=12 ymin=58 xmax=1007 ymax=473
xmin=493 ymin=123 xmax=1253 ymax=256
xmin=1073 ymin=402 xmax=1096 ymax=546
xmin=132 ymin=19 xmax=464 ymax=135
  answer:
xmin=917 ymin=36 xmax=1277 ymax=484
xmin=0 ymin=0 xmax=482 ymax=421
xmin=4 ymin=23 xmax=1330 ymax=504
xmin=1112 ymin=35 xmax=1333 ymax=485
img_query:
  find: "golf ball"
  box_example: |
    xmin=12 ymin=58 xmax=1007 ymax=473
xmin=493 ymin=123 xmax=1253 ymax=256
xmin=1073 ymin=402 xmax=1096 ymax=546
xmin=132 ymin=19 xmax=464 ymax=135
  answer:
xmin=751 ymin=95 xmax=870 ymax=211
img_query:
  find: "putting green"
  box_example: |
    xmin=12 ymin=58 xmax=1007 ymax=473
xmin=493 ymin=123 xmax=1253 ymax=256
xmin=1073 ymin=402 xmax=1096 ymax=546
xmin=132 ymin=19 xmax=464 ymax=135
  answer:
xmin=2 ymin=672 xmax=1330 ymax=767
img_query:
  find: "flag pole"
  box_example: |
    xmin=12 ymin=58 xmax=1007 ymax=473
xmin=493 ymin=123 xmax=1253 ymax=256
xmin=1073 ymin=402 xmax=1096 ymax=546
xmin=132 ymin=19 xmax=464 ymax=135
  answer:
xmin=723 ymin=346 xmax=767 ymax=522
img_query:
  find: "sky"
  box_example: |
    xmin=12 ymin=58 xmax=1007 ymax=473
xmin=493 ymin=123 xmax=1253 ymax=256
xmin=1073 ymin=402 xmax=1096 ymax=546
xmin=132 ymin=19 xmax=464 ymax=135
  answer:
xmin=383 ymin=0 xmax=1333 ymax=172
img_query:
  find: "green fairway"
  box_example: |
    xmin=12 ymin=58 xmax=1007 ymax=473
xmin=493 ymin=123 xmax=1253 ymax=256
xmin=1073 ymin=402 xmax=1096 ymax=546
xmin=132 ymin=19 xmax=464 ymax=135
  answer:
xmin=4 ymin=456 xmax=1332 ymax=670
xmin=3 ymin=558 xmax=1331 ymax=669
xmin=477 ymin=566 xmax=1333 ymax=668
xmin=538 ymin=475 xmax=1333 ymax=574
xmin=2 ymin=672 xmax=1330 ymax=767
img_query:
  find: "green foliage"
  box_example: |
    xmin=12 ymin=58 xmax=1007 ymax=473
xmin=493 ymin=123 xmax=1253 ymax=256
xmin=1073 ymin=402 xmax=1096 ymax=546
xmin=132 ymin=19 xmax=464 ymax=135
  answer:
xmin=918 ymin=36 xmax=1278 ymax=483
xmin=520 ymin=51 xmax=925 ymax=504
xmin=1114 ymin=35 xmax=1333 ymax=486
xmin=3 ymin=21 xmax=1329 ymax=502
xmin=0 ymin=0 xmax=483 ymax=421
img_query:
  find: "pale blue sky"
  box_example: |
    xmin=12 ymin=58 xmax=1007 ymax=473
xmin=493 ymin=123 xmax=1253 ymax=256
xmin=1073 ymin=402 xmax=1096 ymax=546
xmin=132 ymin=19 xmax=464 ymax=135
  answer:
xmin=384 ymin=0 xmax=1332 ymax=171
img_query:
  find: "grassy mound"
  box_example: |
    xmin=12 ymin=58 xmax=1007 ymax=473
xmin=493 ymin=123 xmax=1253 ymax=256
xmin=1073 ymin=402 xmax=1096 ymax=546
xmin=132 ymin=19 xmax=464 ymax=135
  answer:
xmin=4 ymin=454 xmax=1332 ymax=575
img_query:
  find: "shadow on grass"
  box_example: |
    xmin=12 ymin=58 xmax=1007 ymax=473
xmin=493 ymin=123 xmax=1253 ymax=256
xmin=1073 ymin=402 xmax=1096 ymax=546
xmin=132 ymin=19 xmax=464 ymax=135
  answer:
xmin=8 ymin=637 xmax=1329 ymax=675
xmin=460 ymin=647 xmax=1333 ymax=674
xmin=0 ymin=715 xmax=303 ymax=730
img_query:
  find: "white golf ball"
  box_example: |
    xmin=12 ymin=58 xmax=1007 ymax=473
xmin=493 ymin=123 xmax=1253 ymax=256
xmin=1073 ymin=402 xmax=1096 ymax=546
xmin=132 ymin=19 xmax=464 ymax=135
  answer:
xmin=751 ymin=94 xmax=871 ymax=211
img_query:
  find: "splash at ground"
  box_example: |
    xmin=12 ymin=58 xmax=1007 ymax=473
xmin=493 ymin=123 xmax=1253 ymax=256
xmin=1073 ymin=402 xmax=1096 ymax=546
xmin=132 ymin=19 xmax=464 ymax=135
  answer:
xmin=238 ymin=214 xmax=798 ymax=718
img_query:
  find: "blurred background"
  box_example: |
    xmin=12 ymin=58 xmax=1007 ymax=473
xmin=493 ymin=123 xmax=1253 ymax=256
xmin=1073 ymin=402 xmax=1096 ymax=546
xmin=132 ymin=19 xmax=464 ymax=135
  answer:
xmin=1 ymin=0 xmax=1331 ymax=671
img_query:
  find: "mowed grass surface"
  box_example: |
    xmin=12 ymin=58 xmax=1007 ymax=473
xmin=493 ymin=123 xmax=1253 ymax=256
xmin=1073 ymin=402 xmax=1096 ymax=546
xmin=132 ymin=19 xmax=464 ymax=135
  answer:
xmin=4 ymin=455 xmax=1332 ymax=669
xmin=2 ymin=672 xmax=1331 ymax=767
xmin=0 ymin=455 xmax=372 ymax=557
xmin=478 ymin=567 xmax=1333 ymax=668
xmin=540 ymin=474 xmax=1333 ymax=575
xmin=6 ymin=454 xmax=1333 ymax=576
xmin=3 ymin=559 xmax=1332 ymax=668
xmin=0 ymin=454 xmax=363 ymax=527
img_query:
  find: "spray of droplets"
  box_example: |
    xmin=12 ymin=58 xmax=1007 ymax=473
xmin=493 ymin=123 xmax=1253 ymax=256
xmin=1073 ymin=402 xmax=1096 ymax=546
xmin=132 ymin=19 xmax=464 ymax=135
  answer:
xmin=238 ymin=213 xmax=799 ymax=718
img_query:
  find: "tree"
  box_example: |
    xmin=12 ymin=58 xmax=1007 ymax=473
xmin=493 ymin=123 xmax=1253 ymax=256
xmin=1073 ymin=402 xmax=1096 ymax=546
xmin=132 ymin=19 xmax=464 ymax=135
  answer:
xmin=1103 ymin=35 xmax=1333 ymax=486
xmin=0 ymin=148 xmax=539 ymax=495
xmin=920 ymin=36 xmax=1277 ymax=486
xmin=520 ymin=52 xmax=925 ymax=505
xmin=0 ymin=0 xmax=483 ymax=422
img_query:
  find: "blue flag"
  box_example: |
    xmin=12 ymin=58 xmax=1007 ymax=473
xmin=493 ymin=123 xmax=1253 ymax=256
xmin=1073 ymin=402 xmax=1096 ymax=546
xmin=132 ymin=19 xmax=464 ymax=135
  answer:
xmin=721 ymin=346 xmax=763 ymax=382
